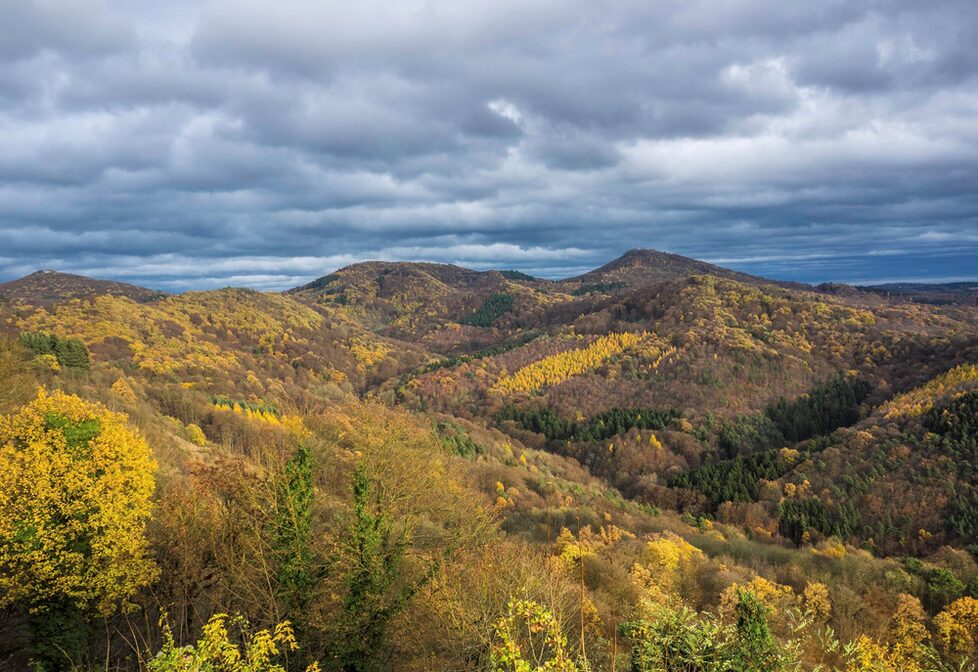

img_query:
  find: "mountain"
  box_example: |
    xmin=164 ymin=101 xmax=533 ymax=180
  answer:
xmin=562 ymin=248 xmax=776 ymax=291
xmin=289 ymin=260 xmax=554 ymax=350
xmin=3 ymin=249 xmax=978 ymax=669
xmin=286 ymin=250 xmax=813 ymax=351
xmin=767 ymin=362 xmax=978 ymax=555
xmin=0 ymin=270 xmax=165 ymax=305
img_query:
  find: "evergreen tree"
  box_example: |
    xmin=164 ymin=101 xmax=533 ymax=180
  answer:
xmin=18 ymin=331 xmax=90 ymax=369
xmin=733 ymin=590 xmax=780 ymax=672
xmin=331 ymin=466 xmax=425 ymax=672
xmin=273 ymin=443 xmax=315 ymax=640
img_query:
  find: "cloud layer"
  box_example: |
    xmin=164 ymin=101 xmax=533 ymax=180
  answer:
xmin=1 ymin=0 xmax=976 ymax=290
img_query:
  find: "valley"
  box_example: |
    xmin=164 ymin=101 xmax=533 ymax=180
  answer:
xmin=2 ymin=249 xmax=978 ymax=671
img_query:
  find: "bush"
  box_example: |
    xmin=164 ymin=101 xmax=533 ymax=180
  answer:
xmin=149 ymin=613 xmax=319 ymax=672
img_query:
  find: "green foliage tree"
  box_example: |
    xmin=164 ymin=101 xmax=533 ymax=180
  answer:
xmin=499 ymin=270 xmax=537 ymax=281
xmin=718 ymin=375 xmax=870 ymax=459
xmin=927 ymin=568 xmax=966 ymax=611
xmin=460 ymin=293 xmax=515 ymax=327
xmin=620 ymin=604 xmax=734 ymax=672
xmin=434 ymin=421 xmax=484 ymax=457
xmin=668 ymin=449 xmax=788 ymax=509
xmin=778 ymin=498 xmax=860 ymax=545
xmin=572 ymin=281 xmax=627 ymax=296
xmin=718 ymin=414 xmax=783 ymax=459
xmin=497 ymin=406 xmax=680 ymax=443
xmin=765 ymin=374 xmax=871 ymax=444
xmin=18 ymin=331 xmax=90 ymax=370
xmin=273 ymin=443 xmax=316 ymax=636
xmin=620 ymin=591 xmax=793 ymax=672
xmin=732 ymin=590 xmax=780 ymax=672
xmin=926 ymin=391 xmax=978 ymax=544
xmin=331 ymin=465 xmax=427 ymax=672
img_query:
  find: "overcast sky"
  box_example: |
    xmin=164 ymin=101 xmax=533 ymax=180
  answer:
xmin=1 ymin=0 xmax=976 ymax=290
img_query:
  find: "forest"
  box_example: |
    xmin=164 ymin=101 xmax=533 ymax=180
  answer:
xmin=1 ymin=253 xmax=978 ymax=671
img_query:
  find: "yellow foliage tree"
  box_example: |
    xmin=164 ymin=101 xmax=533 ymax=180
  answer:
xmin=0 ymin=336 xmax=35 ymax=412
xmin=720 ymin=576 xmax=796 ymax=617
xmin=349 ymin=338 xmax=391 ymax=369
xmin=490 ymin=599 xmax=580 ymax=672
xmin=111 ymin=377 xmax=137 ymax=404
xmin=493 ymin=332 xmax=644 ymax=393
xmin=32 ymin=353 xmax=61 ymax=373
xmin=185 ymin=423 xmax=207 ymax=446
xmin=631 ymin=531 xmax=704 ymax=603
xmin=881 ymin=363 xmax=978 ymax=419
xmin=934 ymin=596 xmax=978 ymax=658
xmin=0 ymin=388 xmax=158 ymax=614
xmin=845 ymin=594 xmax=929 ymax=672
xmin=890 ymin=594 xmax=928 ymax=657
xmin=846 ymin=636 xmax=915 ymax=672
xmin=555 ymin=525 xmax=630 ymax=569
xmin=802 ymin=582 xmax=832 ymax=622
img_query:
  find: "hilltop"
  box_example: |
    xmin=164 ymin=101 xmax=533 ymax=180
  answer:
xmin=0 ymin=270 xmax=165 ymax=305
xmin=289 ymin=259 xmax=554 ymax=349
xmin=564 ymin=248 xmax=765 ymax=288
xmin=286 ymin=249 xmax=814 ymax=350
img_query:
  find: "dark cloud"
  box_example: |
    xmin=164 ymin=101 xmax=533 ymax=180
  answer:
xmin=0 ymin=0 xmax=976 ymax=290
xmin=0 ymin=0 xmax=132 ymax=60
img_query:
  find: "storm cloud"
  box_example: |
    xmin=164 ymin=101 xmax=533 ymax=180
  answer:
xmin=0 ymin=0 xmax=976 ymax=289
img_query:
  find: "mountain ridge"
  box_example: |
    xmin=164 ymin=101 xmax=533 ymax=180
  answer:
xmin=0 ymin=270 xmax=166 ymax=305
xmin=7 ymin=250 xmax=976 ymax=300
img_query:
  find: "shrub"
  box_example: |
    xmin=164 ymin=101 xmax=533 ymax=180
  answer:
xmin=149 ymin=613 xmax=319 ymax=672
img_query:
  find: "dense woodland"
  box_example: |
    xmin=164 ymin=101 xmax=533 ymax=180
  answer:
xmin=1 ymin=250 xmax=978 ymax=671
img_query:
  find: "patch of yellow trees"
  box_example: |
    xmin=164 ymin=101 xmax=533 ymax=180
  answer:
xmin=493 ymin=332 xmax=644 ymax=393
xmin=882 ymin=362 xmax=978 ymax=419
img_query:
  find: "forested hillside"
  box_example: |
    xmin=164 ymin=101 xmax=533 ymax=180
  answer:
xmin=1 ymin=250 xmax=978 ymax=671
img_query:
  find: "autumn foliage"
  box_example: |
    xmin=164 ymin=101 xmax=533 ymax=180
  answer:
xmin=0 ymin=388 xmax=158 ymax=615
xmin=493 ymin=332 xmax=644 ymax=393
xmin=0 ymin=254 xmax=978 ymax=670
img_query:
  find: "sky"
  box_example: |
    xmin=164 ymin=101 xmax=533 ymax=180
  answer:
xmin=0 ymin=0 xmax=976 ymax=291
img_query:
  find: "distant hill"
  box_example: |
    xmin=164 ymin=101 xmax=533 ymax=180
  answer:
xmin=290 ymin=260 xmax=497 ymax=295
xmin=289 ymin=260 xmax=551 ymax=349
xmin=0 ymin=270 xmax=165 ymax=305
xmin=858 ymin=281 xmax=978 ymax=306
xmin=293 ymin=250 xmax=773 ymax=299
xmin=560 ymin=248 xmax=795 ymax=293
